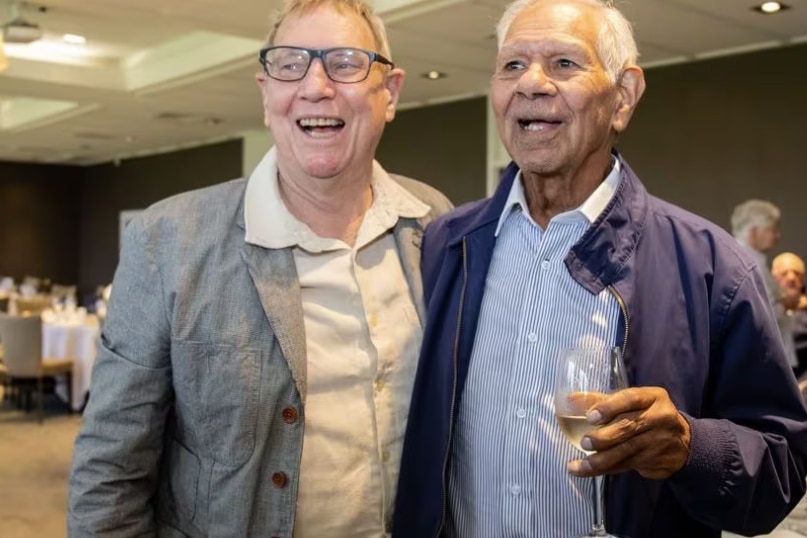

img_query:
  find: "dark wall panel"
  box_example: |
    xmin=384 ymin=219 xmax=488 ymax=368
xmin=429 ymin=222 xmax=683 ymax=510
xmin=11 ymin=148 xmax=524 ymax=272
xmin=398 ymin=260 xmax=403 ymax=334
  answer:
xmin=377 ymin=97 xmax=487 ymax=205
xmin=619 ymin=43 xmax=807 ymax=261
xmin=0 ymin=162 xmax=82 ymax=285
xmin=79 ymin=139 xmax=243 ymax=294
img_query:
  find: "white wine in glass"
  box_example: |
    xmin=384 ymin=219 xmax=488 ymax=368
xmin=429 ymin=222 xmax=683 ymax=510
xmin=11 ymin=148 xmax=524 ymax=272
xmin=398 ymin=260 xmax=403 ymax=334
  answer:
xmin=554 ymin=347 xmax=629 ymax=537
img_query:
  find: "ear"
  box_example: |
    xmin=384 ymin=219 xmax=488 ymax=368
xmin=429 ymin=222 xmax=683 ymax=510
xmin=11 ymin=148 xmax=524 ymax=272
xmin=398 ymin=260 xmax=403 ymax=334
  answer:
xmin=612 ymin=66 xmax=645 ymax=133
xmin=255 ymin=72 xmax=272 ymax=128
xmin=383 ymin=67 xmax=406 ymax=123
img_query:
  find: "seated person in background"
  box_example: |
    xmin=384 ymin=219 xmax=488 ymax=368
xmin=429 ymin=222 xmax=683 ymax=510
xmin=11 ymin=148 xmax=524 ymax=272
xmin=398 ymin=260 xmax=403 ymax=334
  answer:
xmin=394 ymin=0 xmax=807 ymax=536
xmin=67 ymin=0 xmax=452 ymax=536
xmin=773 ymin=252 xmax=807 ymax=378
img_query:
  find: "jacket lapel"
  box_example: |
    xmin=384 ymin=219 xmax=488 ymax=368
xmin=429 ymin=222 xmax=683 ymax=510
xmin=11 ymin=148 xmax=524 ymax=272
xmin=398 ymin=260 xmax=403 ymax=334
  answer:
xmin=240 ymin=243 xmax=308 ymax=402
xmin=394 ymin=218 xmax=426 ymax=324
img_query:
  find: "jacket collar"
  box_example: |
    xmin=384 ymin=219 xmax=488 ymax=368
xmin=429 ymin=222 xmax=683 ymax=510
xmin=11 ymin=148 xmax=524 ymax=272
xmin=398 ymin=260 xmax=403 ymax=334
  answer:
xmin=442 ymin=153 xmax=648 ymax=295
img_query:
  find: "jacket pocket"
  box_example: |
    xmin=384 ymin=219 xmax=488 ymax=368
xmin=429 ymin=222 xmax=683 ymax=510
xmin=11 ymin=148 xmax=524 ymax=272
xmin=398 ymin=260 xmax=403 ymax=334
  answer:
xmin=171 ymin=340 xmax=262 ymax=467
xmin=159 ymin=438 xmax=200 ymax=523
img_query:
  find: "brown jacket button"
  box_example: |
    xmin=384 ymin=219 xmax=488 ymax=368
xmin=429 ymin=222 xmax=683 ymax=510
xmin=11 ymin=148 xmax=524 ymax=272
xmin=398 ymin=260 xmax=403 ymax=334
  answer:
xmin=282 ymin=407 xmax=298 ymax=424
xmin=272 ymin=472 xmax=288 ymax=488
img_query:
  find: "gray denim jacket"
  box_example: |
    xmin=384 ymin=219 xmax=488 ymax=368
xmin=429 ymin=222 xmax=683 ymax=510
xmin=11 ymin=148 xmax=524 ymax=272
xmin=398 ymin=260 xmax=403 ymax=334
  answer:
xmin=68 ymin=175 xmax=452 ymax=538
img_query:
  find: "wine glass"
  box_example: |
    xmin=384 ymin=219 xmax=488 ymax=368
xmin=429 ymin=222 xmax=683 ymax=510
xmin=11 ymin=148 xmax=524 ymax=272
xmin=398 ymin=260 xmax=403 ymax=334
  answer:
xmin=554 ymin=346 xmax=629 ymax=537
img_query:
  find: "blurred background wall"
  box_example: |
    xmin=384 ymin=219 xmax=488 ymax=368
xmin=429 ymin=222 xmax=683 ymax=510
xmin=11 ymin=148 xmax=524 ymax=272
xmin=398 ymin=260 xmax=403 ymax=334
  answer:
xmin=1 ymin=42 xmax=806 ymax=295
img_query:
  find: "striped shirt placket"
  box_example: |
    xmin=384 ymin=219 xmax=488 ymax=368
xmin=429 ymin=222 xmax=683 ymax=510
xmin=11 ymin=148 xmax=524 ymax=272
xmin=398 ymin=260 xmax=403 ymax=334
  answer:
xmin=437 ymin=236 xmax=468 ymax=537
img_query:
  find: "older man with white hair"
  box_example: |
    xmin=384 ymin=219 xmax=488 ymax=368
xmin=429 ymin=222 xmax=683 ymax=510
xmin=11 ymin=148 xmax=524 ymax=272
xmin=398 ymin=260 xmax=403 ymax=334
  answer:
xmin=732 ymin=199 xmax=797 ymax=368
xmin=394 ymin=0 xmax=807 ymax=536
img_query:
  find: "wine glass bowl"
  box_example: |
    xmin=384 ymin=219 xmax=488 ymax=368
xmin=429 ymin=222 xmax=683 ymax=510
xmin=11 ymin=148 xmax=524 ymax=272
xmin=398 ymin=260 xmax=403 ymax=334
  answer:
xmin=555 ymin=391 xmax=608 ymax=454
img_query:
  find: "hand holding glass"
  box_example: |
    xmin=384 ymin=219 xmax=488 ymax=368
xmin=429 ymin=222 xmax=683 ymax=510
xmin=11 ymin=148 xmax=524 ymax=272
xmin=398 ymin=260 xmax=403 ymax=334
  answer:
xmin=554 ymin=347 xmax=629 ymax=537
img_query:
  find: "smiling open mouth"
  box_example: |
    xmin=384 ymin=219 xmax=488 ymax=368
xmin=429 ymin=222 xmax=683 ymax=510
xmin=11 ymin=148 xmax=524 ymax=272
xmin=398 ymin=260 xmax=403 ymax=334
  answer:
xmin=297 ymin=117 xmax=345 ymax=134
xmin=517 ymin=119 xmax=562 ymax=131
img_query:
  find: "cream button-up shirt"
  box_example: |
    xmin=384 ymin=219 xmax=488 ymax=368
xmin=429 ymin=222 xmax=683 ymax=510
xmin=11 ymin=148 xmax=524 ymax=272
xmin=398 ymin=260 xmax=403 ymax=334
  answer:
xmin=244 ymin=147 xmax=429 ymax=537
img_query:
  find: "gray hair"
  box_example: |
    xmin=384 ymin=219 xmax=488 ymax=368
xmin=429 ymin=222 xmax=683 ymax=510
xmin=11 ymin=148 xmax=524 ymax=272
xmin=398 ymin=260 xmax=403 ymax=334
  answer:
xmin=266 ymin=0 xmax=392 ymax=59
xmin=731 ymin=199 xmax=781 ymax=238
xmin=495 ymin=0 xmax=639 ymax=82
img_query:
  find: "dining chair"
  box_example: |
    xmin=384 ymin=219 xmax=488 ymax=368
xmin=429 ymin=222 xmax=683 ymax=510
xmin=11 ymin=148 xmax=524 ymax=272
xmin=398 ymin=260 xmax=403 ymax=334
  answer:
xmin=0 ymin=314 xmax=74 ymax=423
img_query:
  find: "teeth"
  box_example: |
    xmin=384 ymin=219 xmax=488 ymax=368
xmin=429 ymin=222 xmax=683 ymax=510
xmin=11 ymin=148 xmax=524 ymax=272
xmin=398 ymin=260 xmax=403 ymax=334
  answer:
xmin=298 ymin=118 xmax=344 ymax=127
xmin=524 ymin=121 xmax=547 ymax=131
xmin=519 ymin=120 xmax=556 ymax=131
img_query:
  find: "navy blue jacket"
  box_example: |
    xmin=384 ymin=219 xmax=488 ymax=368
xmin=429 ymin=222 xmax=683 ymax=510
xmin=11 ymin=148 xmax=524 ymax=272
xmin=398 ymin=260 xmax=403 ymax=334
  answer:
xmin=394 ymin=157 xmax=807 ymax=538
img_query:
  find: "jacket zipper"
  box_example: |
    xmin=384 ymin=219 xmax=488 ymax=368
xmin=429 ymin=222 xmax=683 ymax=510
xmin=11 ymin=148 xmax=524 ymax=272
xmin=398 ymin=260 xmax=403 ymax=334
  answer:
xmin=605 ymin=284 xmax=630 ymax=527
xmin=607 ymin=285 xmax=629 ymax=357
xmin=436 ymin=237 xmax=468 ymax=537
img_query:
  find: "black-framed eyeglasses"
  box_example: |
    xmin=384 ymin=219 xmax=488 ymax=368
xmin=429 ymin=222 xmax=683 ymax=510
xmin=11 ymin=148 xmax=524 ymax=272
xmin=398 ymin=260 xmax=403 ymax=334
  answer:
xmin=259 ymin=46 xmax=394 ymax=84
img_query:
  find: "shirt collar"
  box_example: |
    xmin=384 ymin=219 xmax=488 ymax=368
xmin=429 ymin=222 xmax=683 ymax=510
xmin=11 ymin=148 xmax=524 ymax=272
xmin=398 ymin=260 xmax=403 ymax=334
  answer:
xmin=244 ymin=146 xmax=429 ymax=250
xmin=494 ymin=157 xmax=621 ymax=237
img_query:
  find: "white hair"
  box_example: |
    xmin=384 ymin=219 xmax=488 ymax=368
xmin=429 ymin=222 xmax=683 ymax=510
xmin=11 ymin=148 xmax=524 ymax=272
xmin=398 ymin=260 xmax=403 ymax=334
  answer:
xmin=731 ymin=199 xmax=781 ymax=239
xmin=267 ymin=0 xmax=392 ymax=59
xmin=495 ymin=0 xmax=639 ymax=82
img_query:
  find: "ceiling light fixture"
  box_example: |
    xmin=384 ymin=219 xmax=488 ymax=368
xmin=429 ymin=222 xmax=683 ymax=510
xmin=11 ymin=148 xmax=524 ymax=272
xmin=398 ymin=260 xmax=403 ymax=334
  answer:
xmin=753 ymin=2 xmax=790 ymax=13
xmin=62 ymin=33 xmax=86 ymax=45
xmin=422 ymin=70 xmax=447 ymax=80
xmin=1 ymin=2 xmax=44 ymax=44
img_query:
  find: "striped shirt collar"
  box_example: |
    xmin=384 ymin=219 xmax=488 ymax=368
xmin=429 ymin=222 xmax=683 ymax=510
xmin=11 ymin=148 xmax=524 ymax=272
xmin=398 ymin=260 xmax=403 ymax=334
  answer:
xmin=244 ymin=146 xmax=429 ymax=250
xmin=494 ymin=158 xmax=621 ymax=237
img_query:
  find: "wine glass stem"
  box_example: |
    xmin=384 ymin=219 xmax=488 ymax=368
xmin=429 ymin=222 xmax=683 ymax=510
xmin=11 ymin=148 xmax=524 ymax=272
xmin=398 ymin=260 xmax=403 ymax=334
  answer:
xmin=590 ymin=475 xmax=608 ymax=536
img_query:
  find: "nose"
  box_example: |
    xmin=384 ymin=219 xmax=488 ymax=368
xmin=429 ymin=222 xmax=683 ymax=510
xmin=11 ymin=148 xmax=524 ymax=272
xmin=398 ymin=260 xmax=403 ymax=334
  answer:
xmin=516 ymin=63 xmax=557 ymax=98
xmin=299 ymin=58 xmax=336 ymax=100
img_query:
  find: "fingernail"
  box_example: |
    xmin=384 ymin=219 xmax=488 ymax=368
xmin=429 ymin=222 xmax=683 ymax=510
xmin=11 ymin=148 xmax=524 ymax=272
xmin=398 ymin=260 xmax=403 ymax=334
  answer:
xmin=567 ymin=459 xmax=592 ymax=474
xmin=587 ymin=410 xmax=602 ymax=424
xmin=580 ymin=437 xmax=593 ymax=451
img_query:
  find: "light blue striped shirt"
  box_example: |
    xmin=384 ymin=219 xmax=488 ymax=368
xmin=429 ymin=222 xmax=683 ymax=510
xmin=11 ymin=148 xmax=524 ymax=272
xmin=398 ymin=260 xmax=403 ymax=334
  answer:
xmin=448 ymin=161 xmax=622 ymax=537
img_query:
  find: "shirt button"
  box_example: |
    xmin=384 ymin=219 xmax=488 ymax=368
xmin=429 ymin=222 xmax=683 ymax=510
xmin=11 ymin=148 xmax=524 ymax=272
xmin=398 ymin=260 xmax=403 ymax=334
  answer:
xmin=516 ymin=408 xmax=527 ymax=419
xmin=272 ymin=472 xmax=288 ymax=488
xmin=281 ymin=407 xmax=298 ymax=424
xmin=374 ymin=379 xmax=386 ymax=393
xmin=527 ymin=333 xmax=538 ymax=342
xmin=510 ymin=484 xmax=522 ymax=495
xmin=541 ymin=260 xmax=550 ymax=270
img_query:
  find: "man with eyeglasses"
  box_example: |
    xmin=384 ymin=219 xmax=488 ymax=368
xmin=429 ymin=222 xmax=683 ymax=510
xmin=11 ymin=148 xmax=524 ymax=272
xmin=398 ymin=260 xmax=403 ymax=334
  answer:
xmin=68 ymin=0 xmax=451 ymax=536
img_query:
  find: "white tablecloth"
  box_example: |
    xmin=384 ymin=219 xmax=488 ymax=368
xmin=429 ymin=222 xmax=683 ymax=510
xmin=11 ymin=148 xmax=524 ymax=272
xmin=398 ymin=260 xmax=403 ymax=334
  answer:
xmin=42 ymin=319 xmax=100 ymax=411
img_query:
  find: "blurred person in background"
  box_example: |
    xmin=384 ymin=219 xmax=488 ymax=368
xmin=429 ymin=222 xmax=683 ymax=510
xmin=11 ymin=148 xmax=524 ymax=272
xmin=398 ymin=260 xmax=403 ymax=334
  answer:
xmin=732 ymin=199 xmax=798 ymax=369
xmin=394 ymin=0 xmax=807 ymax=536
xmin=68 ymin=0 xmax=451 ymax=536
xmin=773 ymin=252 xmax=807 ymax=378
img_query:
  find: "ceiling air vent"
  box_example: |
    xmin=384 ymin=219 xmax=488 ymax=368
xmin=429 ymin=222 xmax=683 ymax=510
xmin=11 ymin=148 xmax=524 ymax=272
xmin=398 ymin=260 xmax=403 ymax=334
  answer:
xmin=155 ymin=112 xmax=197 ymax=122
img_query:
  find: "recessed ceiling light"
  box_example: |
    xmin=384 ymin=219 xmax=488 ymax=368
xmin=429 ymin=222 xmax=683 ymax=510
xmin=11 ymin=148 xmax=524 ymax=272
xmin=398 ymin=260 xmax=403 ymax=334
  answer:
xmin=422 ymin=71 xmax=447 ymax=80
xmin=62 ymin=34 xmax=87 ymax=45
xmin=753 ymin=2 xmax=790 ymax=13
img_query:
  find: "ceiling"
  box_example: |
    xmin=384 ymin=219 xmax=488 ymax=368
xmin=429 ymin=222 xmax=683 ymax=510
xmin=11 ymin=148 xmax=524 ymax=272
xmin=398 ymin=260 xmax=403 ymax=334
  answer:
xmin=0 ymin=0 xmax=805 ymax=165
